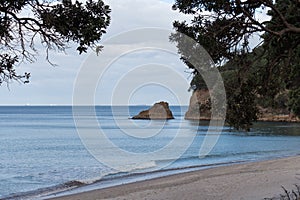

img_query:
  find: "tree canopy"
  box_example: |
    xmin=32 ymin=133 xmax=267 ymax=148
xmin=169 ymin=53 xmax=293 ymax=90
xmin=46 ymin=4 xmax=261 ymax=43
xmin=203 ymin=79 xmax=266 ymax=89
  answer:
xmin=0 ymin=0 xmax=111 ymax=85
xmin=172 ymin=0 xmax=300 ymax=130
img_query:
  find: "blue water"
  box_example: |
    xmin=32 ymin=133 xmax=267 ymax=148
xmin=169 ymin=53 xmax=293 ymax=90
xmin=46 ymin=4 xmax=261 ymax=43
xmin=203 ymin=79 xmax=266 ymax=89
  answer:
xmin=0 ymin=106 xmax=300 ymax=199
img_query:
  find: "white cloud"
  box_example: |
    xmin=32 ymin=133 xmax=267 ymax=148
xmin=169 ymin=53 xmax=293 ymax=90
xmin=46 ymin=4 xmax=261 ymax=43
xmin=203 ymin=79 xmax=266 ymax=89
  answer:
xmin=104 ymin=0 xmax=190 ymax=36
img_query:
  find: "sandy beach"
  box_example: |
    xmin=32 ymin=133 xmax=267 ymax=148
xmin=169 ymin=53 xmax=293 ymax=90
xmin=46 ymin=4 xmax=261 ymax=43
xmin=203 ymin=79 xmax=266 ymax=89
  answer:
xmin=49 ymin=156 xmax=300 ymax=200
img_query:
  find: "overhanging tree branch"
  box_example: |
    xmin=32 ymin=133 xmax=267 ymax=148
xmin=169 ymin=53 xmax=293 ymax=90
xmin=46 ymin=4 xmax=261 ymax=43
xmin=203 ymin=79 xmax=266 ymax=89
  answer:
xmin=0 ymin=0 xmax=111 ymax=85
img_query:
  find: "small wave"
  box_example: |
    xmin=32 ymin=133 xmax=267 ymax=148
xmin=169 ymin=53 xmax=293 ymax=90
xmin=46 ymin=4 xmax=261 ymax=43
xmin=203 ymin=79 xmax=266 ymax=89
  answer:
xmin=153 ymin=149 xmax=285 ymax=165
xmin=92 ymin=161 xmax=157 ymax=182
xmin=1 ymin=180 xmax=86 ymax=200
xmin=117 ymin=161 xmax=157 ymax=173
xmin=94 ymin=160 xmax=247 ymax=187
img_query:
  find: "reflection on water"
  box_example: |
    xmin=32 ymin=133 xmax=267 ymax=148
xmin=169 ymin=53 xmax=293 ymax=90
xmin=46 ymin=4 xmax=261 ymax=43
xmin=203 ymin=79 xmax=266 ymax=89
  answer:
xmin=252 ymin=122 xmax=300 ymax=136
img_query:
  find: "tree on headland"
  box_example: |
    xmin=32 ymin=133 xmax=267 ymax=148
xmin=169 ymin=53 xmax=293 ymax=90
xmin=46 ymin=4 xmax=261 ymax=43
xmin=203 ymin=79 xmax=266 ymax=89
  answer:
xmin=172 ymin=0 xmax=300 ymax=130
xmin=0 ymin=0 xmax=111 ymax=85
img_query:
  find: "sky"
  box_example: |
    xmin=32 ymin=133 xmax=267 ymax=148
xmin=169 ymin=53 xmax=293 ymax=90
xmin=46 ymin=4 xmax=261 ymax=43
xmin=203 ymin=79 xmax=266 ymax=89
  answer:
xmin=0 ymin=0 xmax=270 ymax=106
xmin=0 ymin=0 xmax=194 ymax=106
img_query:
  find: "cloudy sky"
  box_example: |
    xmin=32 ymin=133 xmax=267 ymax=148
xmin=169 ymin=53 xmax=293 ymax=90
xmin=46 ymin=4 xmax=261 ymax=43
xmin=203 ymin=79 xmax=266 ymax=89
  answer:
xmin=0 ymin=0 xmax=196 ymax=106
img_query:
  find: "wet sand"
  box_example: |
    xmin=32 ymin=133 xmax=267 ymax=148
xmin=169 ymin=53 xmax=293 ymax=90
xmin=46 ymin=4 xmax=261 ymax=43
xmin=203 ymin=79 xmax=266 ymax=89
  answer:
xmin=50 ymin=156 xmax=300 ymax=200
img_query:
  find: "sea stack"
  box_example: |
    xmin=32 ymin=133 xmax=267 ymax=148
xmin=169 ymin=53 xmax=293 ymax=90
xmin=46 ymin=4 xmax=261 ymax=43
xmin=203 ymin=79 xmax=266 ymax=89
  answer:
xmin=132 ymin=101 xmax=174 ymax=120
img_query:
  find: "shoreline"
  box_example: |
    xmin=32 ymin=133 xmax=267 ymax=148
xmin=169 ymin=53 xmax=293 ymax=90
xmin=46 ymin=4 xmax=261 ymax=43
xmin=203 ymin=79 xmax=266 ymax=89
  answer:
xmin=48 ymin=155 xmax=300 ymax=200
xmin=184 ymin=116 xmax=300 ymax=123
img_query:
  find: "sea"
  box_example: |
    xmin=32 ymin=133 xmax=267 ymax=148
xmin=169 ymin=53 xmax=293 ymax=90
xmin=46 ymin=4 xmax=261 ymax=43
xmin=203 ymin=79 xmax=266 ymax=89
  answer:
xmin=1 ymin=106 xmax=300 ymax=199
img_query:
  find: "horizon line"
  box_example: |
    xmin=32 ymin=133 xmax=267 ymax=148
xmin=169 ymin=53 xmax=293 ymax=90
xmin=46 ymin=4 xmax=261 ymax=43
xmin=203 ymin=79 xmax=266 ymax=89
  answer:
xmin=0 ymin=104 xmax=190 ymax=106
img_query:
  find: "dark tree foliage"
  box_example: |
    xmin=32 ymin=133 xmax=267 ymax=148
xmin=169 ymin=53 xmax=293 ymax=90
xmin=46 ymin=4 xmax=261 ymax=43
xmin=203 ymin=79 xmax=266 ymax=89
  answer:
xmin=0 ymin=0 xmax=111 ymax=85
xmin=172 ymin=0 xmax=300 ymax=130
xmin=225 ymin=74 xmax=259 ymax=131
xmin=289 ymin=89 xmax=300 ymax=117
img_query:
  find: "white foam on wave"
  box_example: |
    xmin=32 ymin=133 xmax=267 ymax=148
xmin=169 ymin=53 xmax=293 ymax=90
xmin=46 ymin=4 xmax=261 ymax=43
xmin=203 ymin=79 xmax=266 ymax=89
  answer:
xmin=116 ymin=161 xmax=157 ymax=173
xmin=76 ymin=161 xmax=157 ymax=185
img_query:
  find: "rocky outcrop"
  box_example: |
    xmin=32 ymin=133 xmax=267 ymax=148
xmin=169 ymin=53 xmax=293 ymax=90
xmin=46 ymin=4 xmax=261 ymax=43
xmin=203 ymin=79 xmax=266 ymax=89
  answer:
xmin=185 ymin=89 xmax=211 ymax=120
xmin=258 ymin=107 xmax=299 ymax=122
xmin=185 ymin=89 xmax=300 ymax=122
xmin=132 ymin=101 xmax=174 ymax=120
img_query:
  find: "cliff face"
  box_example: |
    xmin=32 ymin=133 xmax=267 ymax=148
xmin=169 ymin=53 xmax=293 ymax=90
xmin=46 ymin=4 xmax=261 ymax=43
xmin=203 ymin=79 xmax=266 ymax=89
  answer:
xmin=185 ymin=89 xmax=300 ymax=122
xmin=132 ymin=101 xmax=174 ymax=120
xmin=184 ymin=89 xmax=211 ymax=120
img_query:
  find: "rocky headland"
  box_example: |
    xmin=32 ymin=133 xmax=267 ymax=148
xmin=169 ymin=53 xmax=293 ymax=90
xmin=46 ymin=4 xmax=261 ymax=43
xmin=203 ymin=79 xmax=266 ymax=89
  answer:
xmin=185 ymin=89 xmax=300 ymax=122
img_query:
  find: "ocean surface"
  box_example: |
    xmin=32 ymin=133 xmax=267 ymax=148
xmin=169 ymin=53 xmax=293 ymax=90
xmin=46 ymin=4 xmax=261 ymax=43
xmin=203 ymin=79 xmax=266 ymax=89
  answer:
xmin=1 ymin=106 xmax=300 ymax=199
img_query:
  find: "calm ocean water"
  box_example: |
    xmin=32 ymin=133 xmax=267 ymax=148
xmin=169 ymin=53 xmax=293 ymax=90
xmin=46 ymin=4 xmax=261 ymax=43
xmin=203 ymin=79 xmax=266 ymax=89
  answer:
xmin=1 ymin=106 xmax=300 ymax=199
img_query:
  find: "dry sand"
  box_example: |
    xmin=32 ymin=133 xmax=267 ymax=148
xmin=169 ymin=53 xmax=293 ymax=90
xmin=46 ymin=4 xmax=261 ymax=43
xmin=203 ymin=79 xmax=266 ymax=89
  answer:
xmin=50 ymin=156 xmax=300 ymax=200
